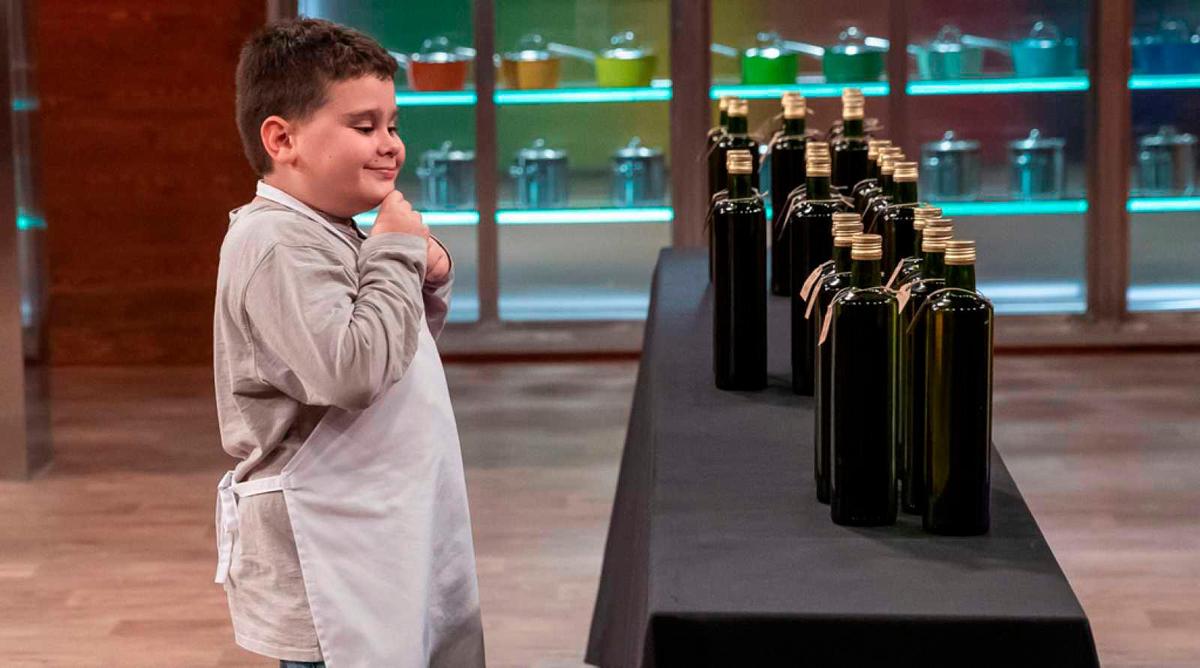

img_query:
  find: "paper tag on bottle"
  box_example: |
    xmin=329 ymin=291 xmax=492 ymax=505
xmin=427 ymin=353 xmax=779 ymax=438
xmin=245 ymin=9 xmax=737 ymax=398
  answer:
xmin=896 ymin=282 xmax=914 ymax=313
xmin=818 ymin=301 xmax=837 ymax=346
xmin=885 ymin=261 xmax=905 ymax=289
xmin=799 ymin=261 xmax=833 ymax=302
xmin=805 ymin=274 xmax=829 ymax=319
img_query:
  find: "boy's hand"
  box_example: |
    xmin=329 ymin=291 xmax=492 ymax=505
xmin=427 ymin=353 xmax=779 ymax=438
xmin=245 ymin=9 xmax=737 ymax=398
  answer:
xmin=426 ymin=236 xmax=451 ymax=284
xmin=371 ymin=190 xmax=428 ymax=240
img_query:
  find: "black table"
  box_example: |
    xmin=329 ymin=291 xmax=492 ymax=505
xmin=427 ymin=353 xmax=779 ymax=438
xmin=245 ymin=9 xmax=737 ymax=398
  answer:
xmin=585 ymin=249 xmax=1099 ymax=668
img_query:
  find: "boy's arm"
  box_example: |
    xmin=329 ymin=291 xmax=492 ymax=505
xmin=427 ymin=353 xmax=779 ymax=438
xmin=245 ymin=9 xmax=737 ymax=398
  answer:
xmin=243 ymin=234 xmax=428 ymax=411
xmin=423 ymin=235 xmax=454 ymax=340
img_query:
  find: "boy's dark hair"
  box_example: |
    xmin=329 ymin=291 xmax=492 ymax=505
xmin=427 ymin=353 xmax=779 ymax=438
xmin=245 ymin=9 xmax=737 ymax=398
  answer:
xmin=235 ymin=18 xmax=397 ymax=176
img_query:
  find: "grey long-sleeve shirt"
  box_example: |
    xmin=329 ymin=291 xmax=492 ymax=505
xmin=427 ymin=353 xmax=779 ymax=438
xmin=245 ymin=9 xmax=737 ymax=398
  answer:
xmin=213 ymin=186 xmax=453 ymax=661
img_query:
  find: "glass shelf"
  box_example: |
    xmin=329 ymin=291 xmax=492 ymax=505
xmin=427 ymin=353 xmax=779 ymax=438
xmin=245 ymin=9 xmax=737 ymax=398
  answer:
xmin=907 ymin=76 xmax=1091 ymax=96
xmin=495 ymin=81 xmax=673 ymax=105
xmin=936 ymin=200 xmax=1089 ymax=216
xmin=354 ymin=210 xmax=480 ymax=228
xmin=1127 ymin=197 xmax=1200 ymax=213
xmin=1127 ymin=284 xmax=1200 ymax=312
xmin=710 ymin=80 xmax=890 ymax=100
xmin=395 ymin=90 xmax=478 ymax=107
xmin=1128 ymin=74 xmax=1200 ymax=91
xmin=980 ymin=281 xmax=1087 ymax=315
xmin=496 ymin=207 xmax=674 ymax=225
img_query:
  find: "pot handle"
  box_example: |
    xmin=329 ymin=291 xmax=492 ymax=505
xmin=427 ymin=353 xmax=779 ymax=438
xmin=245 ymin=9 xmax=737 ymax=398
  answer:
xmin=547 ymin=42 xmax=597 ymax=62
xmin=863 ymin=35 xmax=891 ymax=50
xmin=388 ymin=50 xmax=410 ymax=71
xmin=961 ymin=34 xmax=1011 ymax=55
xmin=778 ymin=39 xmax=826 ymax=60
xmin=710 ymin=43 xmax=740 ymax=58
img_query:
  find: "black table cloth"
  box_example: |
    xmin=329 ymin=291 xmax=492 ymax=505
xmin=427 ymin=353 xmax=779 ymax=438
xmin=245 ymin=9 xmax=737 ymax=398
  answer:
xmin=585 ymin=248 xmax=1099 ymax=668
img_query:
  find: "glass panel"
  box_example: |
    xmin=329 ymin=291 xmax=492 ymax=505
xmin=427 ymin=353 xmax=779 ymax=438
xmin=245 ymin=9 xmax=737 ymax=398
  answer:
xmin=496 ymin=0 xmax=672 ymax=321
xmin=299 ymin=1 xmax=480 ymax=323
xmin=905 ymin=0 xmax=1091 ymax=314
xmin=1128 ymin=0 xmax=1200 ymax=312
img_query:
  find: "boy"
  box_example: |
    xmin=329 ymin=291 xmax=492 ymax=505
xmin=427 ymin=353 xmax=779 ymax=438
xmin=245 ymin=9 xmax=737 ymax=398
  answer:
xmin=212 ymin=19 xmax=484 ymax=667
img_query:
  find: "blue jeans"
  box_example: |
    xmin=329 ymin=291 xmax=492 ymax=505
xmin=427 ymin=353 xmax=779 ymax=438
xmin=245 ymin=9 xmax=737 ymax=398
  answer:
xmin=280 ymin=662 xmax=324 ymax=668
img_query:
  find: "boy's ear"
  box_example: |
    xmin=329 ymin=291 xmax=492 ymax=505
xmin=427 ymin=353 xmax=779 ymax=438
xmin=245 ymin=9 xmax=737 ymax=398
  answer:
xmin=261 ymin=115 xmax=296 ymax=168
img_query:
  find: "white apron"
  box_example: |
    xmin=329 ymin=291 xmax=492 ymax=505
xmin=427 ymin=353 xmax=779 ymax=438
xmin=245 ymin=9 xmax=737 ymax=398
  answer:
xmin=214 ymin=188 xmax=485 ymax=667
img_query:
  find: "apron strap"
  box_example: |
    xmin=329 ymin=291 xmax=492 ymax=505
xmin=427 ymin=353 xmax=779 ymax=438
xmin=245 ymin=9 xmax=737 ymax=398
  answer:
xmin=213 ymin=472 xmax=286 ymax=584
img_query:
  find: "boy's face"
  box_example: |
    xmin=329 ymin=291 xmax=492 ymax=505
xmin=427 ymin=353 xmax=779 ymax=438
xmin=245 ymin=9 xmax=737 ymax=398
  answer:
xmin=277 ymin=75 xmax=405 ymax=217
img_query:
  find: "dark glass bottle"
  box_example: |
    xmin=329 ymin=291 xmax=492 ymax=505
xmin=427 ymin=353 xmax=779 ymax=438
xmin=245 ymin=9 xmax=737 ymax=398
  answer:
xmin=851 ymin=139 xmax=892 ymax=212
xmin=923 ymin=240 xmax=993 ymax=535
xmin=830 ymin=234 xmax=898 ymax=526
xmin=706 ymin=95 xmax=731 ymax=153
xmin=812 ymin=216 xmax=861 ymax=503
xmin=880 ymin=162 xmax=920 ymax=276
xmin=831 ymin=90 xmax=869 ymax=195
xmin=890 ymin=206 xmax=941 ymax=288
xmin=862 ymin=152 xmax=899 ymax=233
xmin=708 ymin=99 xmax=759 ymax=280
xmin=789 ymin=162 xmax=845 ymax=395
xmin=770 ymin=96 xmax=808 ymax=296
xmin=713 ymin=150 xmax=767 ymax=391
xmin=898 ymin=228 xmax=950 ymax=515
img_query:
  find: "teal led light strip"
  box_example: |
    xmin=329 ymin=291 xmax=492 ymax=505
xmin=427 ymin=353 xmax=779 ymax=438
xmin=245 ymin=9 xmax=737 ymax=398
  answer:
xmin=710 ymin=82 xmax=889 ymax=99
xmin=1129 ymin=74 xmax=1200 ymax=91
xmin=497 ymin=207 xmax=674 ymax=225
xmin=1127 ymin=197 xmax=1200 ymax=213
xmin=394 ymin=91 xmax=477 ymax=107
xmin=355 ymin=210 xmax=480 ymax=227
xmin=16 ymin=212 xmax=46 ymax=230
xmin=936 ymin=199 xmax=1088 ymax=216
xmin=12 ymin=97 xmax=38 ymax=112
xmin=495 ymin=84 xmax=672 ymax=105
xmin=907 ymin=76 xmax=1090 ymax=96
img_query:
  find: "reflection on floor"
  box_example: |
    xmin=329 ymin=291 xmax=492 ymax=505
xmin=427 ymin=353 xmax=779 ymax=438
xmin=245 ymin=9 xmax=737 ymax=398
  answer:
xmin=0 ymin=354 xmax=1197 ymax=667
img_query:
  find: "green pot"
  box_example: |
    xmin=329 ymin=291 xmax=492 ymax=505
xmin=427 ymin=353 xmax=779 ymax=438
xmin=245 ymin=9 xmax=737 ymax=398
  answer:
xmin=822 ymin=26 xmax=887 ymax=83
xmin=741 ymin=48 xmax=798 ymax=85
xmin=596 ymin=54 xmax=657 ymax=87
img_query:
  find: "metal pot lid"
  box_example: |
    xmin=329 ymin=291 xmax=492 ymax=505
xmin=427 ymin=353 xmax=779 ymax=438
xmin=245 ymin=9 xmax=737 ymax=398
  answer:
xmin=1016 ymin=20 xmax=1075 ymax=48
xmin=1008 ymin=128 xmax=1066 ymax=150
xmin=925 ymin=25 xmax=970 ymax=53
xmin=613 ymin=137 xmax=663 ymax=159
xmin=412 ymin=35 xmax=470 ymax=63
xmin=517 ymin=138 xmax=567 ymax=161
xmin=1157 ymin=19 xmax=1198 ymax=43
xmin=745 ymin=31 xmax=791 ymax=59
xmin=423 ymin=140 xmax=475 ymax=162
xmin=829 ymin=26 xmax=888 ymax=55
xmin=923 ymin=130 xmax=980 ymax=152
xmin=504 ymin=33 xmax=554 ymax=61
xmin=1139 ymin=125 xmax=1197 ymax=147
xmin=601 ymin=30 xmax=652 ymax=59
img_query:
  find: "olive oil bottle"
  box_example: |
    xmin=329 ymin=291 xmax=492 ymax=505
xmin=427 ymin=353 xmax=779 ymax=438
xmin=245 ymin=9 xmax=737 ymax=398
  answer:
xmin=789 ymin=157 xmax=845 ymax=395
xmin=709 ymin=98 xmax=759 ymax=280
xmin=923 ymin=240 xmax=994 ymax=535
xmin=706 ymin=95 xmax=733 ymax=153
xmin=829 ymin=233 xmax=899 ymax=526
xmin=888 ymin=205 xmax=941 ymax=288
xmin=879 ymin=161 xmax=920 ymax=274
xmin=831 ymin=88 xmax=869 ymax=195
xmin=863 ymin=148 xmax=902 ymax=231
xmin=713 ymin=149 xmax=767 ymax=391
xmin=852 ymin=139 xmax=893 ymax=212
xmin=898 ymin=221 xmax=953 ymax=514
xmin=811 ymin=214 xmax=862 ymax=503
xmin=770 ymin=93 xmax=809 ymax=296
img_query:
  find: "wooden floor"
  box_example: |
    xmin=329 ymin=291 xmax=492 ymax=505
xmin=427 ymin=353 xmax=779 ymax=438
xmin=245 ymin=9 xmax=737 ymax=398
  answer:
xmin=0 ymin=354 xmax=1197 ymax=667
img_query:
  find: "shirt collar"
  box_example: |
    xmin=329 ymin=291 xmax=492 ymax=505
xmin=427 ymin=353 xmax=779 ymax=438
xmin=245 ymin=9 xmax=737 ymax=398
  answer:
xmin=255 ymin=180 xmax=367 ymax=242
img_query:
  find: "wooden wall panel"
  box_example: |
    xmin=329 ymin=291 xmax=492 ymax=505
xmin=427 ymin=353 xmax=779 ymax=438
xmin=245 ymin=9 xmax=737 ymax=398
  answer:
xmin=36 ymin=1 xmax=265 ymax=364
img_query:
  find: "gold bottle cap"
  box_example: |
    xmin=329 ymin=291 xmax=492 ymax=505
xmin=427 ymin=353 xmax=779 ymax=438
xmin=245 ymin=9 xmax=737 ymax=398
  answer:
xmin=726 ymin=149 xmax=754 ymax=175
xmin=879 ymin=157 xmax=900 ymax=175
xmin=806 ymin=160 xmax=831 ymax=177
xmin=841 ymin=88 xmax=865 ymax=120
xmin=867 ymin=139 xmax=892 ymax=160
xmin=944 ymin=239 xmax=977 ymax=265
xmin=894 ymin=161 xmax=919 ymax=182
xmin=851 ymin=233 xmax=883 ymax=261
xmin=913 ymin=205 xmax=943 ymax=220
xmin=832 ymin=212 xmax=861 ymax=225
xmin=834 ymin=222 xmax=862 ymax=247
xmin=782 ymin=92 xmax=806 ymax=119
xmin=807 ymin=140 xmax=830 ymax=153
xmin=922 ymin=223 xmax=954 ymax=252
xmin=718 ymin=95 xmax=735 ymax=111
xmin=727 ymin=98 xmax=749 ymax=117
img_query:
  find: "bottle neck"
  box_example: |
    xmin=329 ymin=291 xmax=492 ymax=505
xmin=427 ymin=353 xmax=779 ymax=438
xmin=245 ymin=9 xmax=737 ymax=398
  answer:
xmin=945 ymin=264 xmax=976 ymax=291
xmin=833 ymin=244 xmax=852 ymax=272
xmin=922 ymin=251 xmax=946 ymax=279
xmin=728 ymin=172 xmax=753 ymax=199
xmin=783 ymin=117 xmax=805 ymax=136
xmin=880 ymin=174 xmax=894 ymax=199
xmin=868 ymin=158 xmax=880 ymax=179
xmin=894 ymin=180 xmax=918 ymax=205
xmin=911 ymin=228 xmax=923 ymax=258
xmin=851 ymin=258 xmax=882 ymax=288
xmin=727 ymin=115 xmax=748 ymax=134
xmin=843 ymin=117 xmax=864 ymax=138
xmin=718 ymin=109 xmax=729 ymax=130
xmin=807 ymin=175 xmax=831 ymax=200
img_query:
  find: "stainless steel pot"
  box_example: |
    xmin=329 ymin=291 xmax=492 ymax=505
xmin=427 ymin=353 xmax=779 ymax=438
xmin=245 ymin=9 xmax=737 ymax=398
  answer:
xmin=510 ymin=138 xmax=569 ymax=208
xmin=417 ymin=141 xmax=476 ymax=210
xmin=611 ymin=137 xmax=666 ymax=207
xmin=1137 ymin=125 xmax=1196 ymax=196
xmin=1008 ymin=129 xmax=1066 ymax=199
xmin=920 ymin=130 xmax=982 ymax=200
